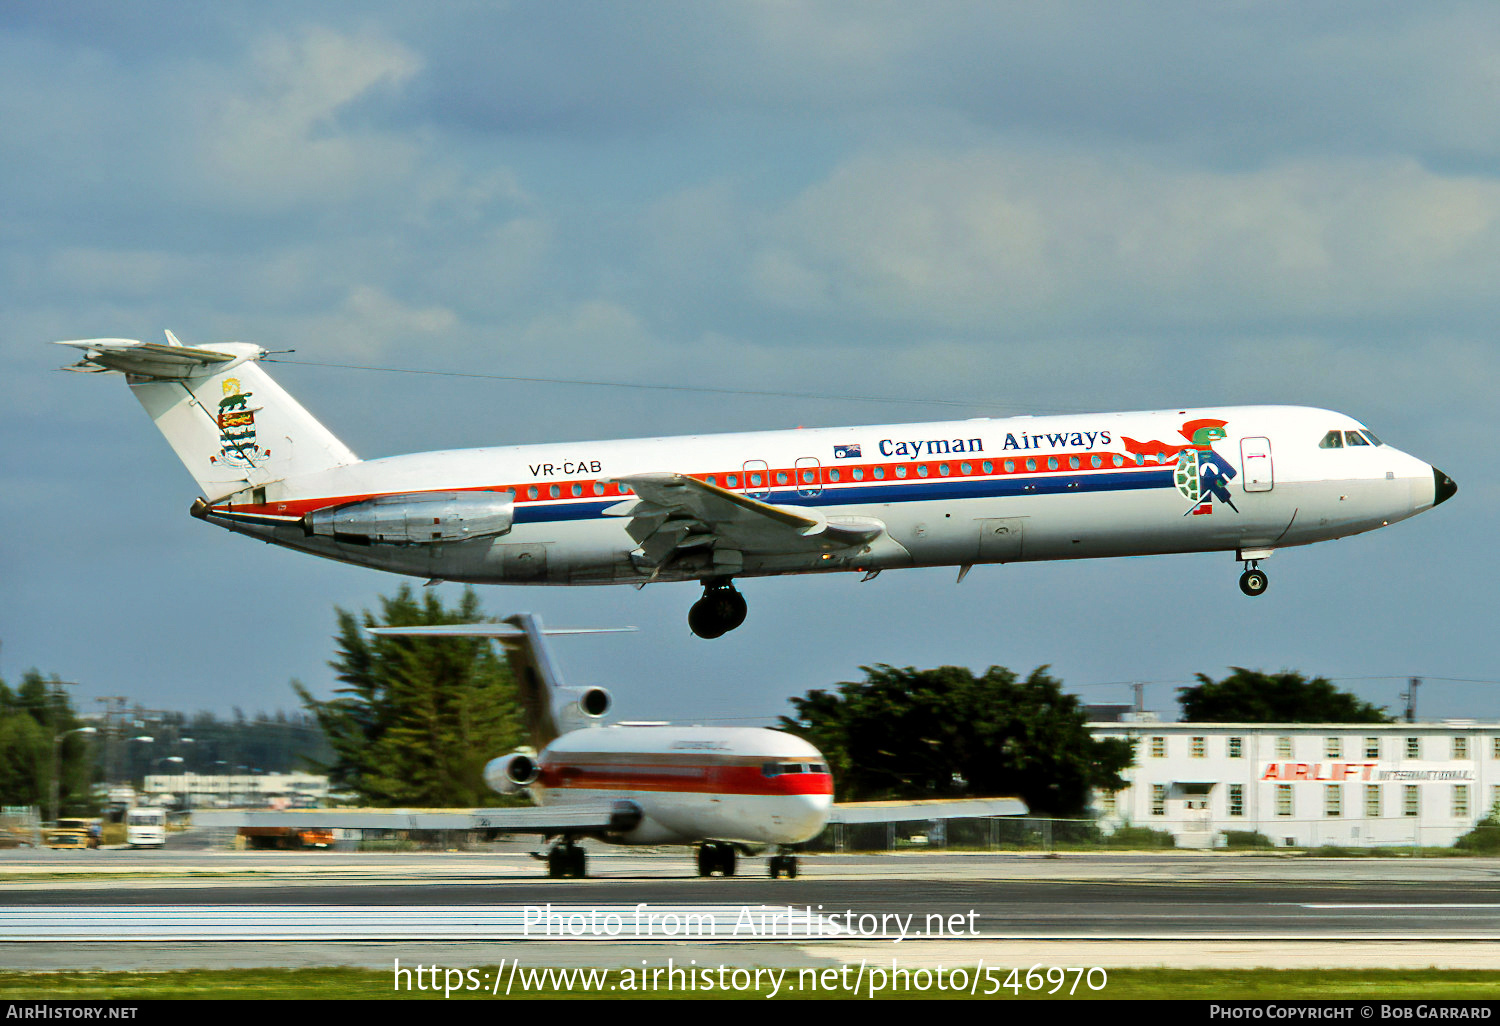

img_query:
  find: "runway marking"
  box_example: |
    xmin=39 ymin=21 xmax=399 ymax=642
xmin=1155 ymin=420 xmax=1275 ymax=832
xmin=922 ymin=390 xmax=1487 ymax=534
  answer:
xmin=0 ymin=904 xmax=933 ymax=943
xmin=1300 ymin=904 xmax=1500 ymax=910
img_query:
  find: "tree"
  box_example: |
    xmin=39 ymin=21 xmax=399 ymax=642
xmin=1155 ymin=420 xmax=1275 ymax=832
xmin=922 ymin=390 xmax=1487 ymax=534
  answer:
xmin=780 ymin=664 xmax=1133 ymax=817
xmin=294 ymin=586 xmax=523 ymax=806
xmin=1178 ymin=669 xmax=1390 ymax=723
xmin=0 ymin=671 xmax=91 ymax=815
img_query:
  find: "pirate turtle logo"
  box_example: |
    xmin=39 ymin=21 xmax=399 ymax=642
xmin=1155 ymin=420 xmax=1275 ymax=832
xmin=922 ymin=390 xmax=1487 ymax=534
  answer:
xmin=1123 ymin=418 xmax=1238 ymax=516
xmin=216 ymin=377 xmax=263 ymax=467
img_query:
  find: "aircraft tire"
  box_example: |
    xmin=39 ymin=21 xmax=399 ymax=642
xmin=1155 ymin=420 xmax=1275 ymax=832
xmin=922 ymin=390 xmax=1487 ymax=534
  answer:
xmin=786 ymin=857 xmax=798 ymax=879
xmin=688 ymin=599 xmax=729 ymax=640
xmin=546 ymin=849 xmax=564 ymax=879
xmin=1239 ymin=569 xmax=1269 ymax=597
xmin=697 ymin=844 xmax=714 ymax=877
xmin=769 ymin=856 xmax=782 ymax=879
xmin=721 ymin=846 xmax=737 ymax=877
xmin=570 ymin=847 xmax=586 ymax=879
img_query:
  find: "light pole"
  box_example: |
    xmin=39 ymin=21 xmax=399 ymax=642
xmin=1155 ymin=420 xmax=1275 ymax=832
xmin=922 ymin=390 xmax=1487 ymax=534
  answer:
xmin=50 ymin=727 xmax=96 ymax=823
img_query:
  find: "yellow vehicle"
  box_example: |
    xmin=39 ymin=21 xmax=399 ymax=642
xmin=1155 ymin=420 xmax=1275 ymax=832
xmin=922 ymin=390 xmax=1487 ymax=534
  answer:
xmin=44 ymin=818 xmax=100 ymax=849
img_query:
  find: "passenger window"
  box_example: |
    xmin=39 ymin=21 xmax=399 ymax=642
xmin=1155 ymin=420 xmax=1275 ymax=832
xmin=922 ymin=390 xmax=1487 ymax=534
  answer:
xmin=1345 ymin=431 xmax=1369 ymax=446
xmin=852 ymin=468 xmax=864 ymax=481
xmin=1319 ymin=430 xmax=1344 ymax=449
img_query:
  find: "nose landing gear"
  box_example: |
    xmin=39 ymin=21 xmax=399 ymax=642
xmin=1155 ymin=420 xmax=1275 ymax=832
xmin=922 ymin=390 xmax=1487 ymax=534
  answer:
xmin=688 ymin=579 xmax=747 ymax=639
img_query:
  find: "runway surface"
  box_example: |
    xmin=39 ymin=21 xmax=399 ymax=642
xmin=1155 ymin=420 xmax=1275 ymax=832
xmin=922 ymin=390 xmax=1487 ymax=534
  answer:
xmin=5 ymin=846 xmax=1500 ymax=971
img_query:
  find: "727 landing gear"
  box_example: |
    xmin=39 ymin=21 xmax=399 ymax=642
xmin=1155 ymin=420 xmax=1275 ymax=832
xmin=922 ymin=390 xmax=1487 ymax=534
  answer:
xmin=1239 ymin=561 xmax=1268 ymax=597
xmin=696 ymin=842 xmax=737 ymax=877
xmin=768 ymin=851 xmax=799 ymax=879
xmin=545 ymin=841 xmax=587 ymax=879
xmin=688 ymin=579 xmax=747 ymax=639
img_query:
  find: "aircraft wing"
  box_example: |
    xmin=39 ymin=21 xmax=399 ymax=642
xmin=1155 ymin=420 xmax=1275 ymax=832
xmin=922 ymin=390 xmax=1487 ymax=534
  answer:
xmin=222 ymin=801 xmax=642 ymax=835
xmin=828 ymin=797 xmax=1028 ymax=824
xmin=606 ymin=472 xmax=884 ymax=571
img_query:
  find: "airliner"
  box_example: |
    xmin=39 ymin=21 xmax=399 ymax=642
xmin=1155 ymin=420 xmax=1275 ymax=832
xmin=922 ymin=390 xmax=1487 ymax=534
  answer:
xmin=368 ymin=613 xmax=1026 ymax=878
xmin=58 ymin=334 xmax=1457 ymax=637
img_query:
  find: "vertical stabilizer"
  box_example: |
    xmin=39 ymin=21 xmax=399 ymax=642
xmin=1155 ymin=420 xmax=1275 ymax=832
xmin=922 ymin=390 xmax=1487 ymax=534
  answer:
xmin=56 ymin=334 xmax=359 ymax=502
xmin=363 ymin=615 xmax=627 ymax=749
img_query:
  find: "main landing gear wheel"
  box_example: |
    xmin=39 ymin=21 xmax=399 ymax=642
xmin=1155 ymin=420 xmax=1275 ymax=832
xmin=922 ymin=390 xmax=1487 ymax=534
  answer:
xmin=1239 ymin=566 xmax=1269 ymax=597
xmin=688 ymin=580 xmax=747 ymax=639
xmin=546 ymin=843 xmax=586 ymax=879
xmin=769 ymin=854 xmax=799 ymax=879
xmin=697 ymin=842 xmax=737 ymax=877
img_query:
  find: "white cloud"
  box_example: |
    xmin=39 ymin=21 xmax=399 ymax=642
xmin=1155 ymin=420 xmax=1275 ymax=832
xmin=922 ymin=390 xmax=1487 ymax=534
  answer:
xmin=751 ymin=148 xmax=1500 ymax=335
xmin=198 ymin=26 xmax=423 ymax=207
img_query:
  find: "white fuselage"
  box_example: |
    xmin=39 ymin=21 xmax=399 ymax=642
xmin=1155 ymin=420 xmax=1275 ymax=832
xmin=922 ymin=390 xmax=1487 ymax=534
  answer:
xmin=530 ymin=726 xmax=833 ymax=846
xmin=205 ymin=405 xmax=1446 ymax=585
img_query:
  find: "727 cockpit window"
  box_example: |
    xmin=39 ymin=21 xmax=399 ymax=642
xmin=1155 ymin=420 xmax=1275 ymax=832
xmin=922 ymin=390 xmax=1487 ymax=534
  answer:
xmin=1345 ymin=431 xmax=1369 ymax=446
xmin=1319 ymin=430 xmax=1343 ymax=449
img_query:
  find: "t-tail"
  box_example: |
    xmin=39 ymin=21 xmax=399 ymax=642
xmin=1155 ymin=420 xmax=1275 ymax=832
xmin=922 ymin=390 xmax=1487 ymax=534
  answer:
xmin=56 ymin=331 xmax=359 ymax=504
xmin=364 ymin=614 xmax=630 ymax=748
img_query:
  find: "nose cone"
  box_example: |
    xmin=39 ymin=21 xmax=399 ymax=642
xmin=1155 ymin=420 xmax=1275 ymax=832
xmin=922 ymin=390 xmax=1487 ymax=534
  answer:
xmin=1433 ymin=468 xmax=1458 ymax=507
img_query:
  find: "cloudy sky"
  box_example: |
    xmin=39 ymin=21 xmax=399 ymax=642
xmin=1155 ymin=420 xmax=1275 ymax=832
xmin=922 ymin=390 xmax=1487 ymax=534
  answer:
xmin=2 ymin=2 xmax=1494 ymax=728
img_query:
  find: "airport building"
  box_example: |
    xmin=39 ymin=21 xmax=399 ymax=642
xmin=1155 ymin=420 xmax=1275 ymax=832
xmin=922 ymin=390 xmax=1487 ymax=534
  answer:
xmin=140 ymin=772 xmax=330 ymax=809
xmin=1089 ymin=721 xmax=1499 ymax=849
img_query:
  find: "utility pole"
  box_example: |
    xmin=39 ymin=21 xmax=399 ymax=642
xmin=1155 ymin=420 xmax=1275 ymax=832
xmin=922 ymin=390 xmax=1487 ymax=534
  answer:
xmin=1402 ymin=677 xmax=1422 ymax=723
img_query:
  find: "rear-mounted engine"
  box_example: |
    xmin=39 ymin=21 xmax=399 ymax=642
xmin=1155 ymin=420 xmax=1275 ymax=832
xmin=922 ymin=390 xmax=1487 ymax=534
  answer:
xmin=304 ymin=491 xmax=513 ymax=545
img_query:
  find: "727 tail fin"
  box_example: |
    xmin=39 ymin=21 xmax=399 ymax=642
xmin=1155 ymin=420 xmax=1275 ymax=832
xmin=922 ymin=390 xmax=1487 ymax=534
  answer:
xmin=57 ymin=332 xmax=358 ymax=503
xmin=365 ymin=614 xmax=632 ymax=748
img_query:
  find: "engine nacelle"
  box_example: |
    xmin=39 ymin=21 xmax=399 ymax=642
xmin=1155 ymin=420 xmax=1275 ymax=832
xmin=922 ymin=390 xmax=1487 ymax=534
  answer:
xmin=557 ymin=685 xmax=611 ymax=731
xmin=304 ymin=491 xmax=513 ymax=545
xmin=484 ymin=750 xmax=540 ymax=795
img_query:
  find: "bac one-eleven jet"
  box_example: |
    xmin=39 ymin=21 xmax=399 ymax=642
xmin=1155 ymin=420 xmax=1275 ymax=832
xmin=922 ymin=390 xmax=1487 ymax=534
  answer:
xmin=59 ymin=334 xmax=1456 ymax=638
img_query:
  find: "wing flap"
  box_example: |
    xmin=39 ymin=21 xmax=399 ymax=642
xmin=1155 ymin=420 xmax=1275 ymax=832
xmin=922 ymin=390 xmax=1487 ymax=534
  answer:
xmin=608 ymin=472 xmax=886 ymax=568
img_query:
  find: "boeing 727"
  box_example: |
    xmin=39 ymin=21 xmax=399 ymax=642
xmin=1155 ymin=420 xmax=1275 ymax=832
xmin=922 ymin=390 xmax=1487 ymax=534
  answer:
xmin=58 ymin=334 xmax=1456 ymax=637
xmin=367 ymin=613 xmax=1026 ymax=878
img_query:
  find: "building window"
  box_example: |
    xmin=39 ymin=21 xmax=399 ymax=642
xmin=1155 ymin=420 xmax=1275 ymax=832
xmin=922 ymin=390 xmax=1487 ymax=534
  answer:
xmin=1365 ymin=784 xmax=1381 ymax=818
xmin=1493 ymin=737 xmax=1500 ymax=760
xmin=1228 ymin=736 xmax=1243 ymax=759
xmin=1099 ymin=791 xmax=1117 ymax=815
xmin=1151 ymin=784 xmax=1166 ymax=816
xmin=1150 ymin=737 xmax=1165 ymax=758
xmin=1325 ymin=785 xmax=1342 ymax=817
xmin=1365 ymin=737 xmax=1380 ymax=759
xmin=1191 ymin=736 xmax=1206 ymax=758
xmin=1406 ymin=737 xmax=1420 ymax=759
xmin=1404 ymin=785 xmax=1420 ymax=817
xmin=1276 ymin=785 xmax=1293 ymax=817
xmin=1454 ymin=785 xmax=1470 ymax=819
xmin=1277 ymin=736 xmax=1293 ymax=758
xmin=1454 ymin=736 xmax=1470 ymax=760
xmin=1228 ymin=784 xmax=1244 ymax=817
xmin=1325 ymin=736 xmax=1342 ymax=758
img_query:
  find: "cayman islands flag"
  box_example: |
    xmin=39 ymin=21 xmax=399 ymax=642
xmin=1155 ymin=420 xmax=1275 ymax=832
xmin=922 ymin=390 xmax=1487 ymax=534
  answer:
xmin=833 ymin=444 xmax=861 ymax=459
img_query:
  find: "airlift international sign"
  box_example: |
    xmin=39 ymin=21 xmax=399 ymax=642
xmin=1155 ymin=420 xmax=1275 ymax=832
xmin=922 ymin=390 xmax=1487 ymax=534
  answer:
xmin=1260 ymin=762 xmax=1476 ymax=783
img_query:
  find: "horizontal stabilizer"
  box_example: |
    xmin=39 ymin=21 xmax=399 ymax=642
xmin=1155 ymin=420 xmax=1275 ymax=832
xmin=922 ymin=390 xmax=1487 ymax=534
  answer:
xmin=368 ymin=624 xmax=636 ymax=638
xmin=828 ymin=797 xmax=1028 ymax=823
xmin=56 ymin=338 xmax=248 ymax=379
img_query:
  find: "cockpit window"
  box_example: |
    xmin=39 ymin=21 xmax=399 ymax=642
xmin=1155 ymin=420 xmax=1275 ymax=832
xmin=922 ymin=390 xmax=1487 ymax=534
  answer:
xmin=1319 ymin=430 xmax=1343 ymax=449
xmin=1344 ymin=431 xmax=1369 ymax=447
xmin=1362 ymin=430 xmax=1384 ymax=446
